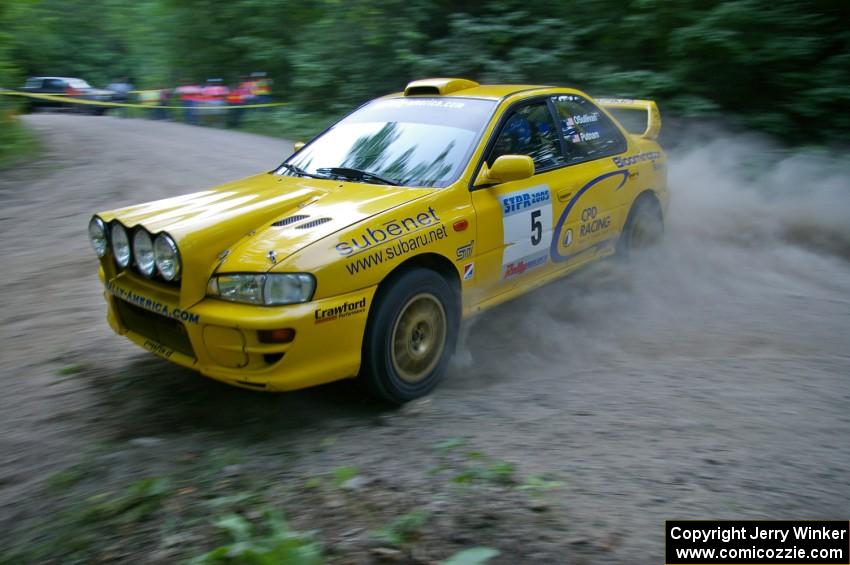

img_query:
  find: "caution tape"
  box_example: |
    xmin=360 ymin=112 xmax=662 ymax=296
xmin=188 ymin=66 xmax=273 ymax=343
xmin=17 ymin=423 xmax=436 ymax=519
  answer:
xmin=0 ymin=90 xmax=286 ymax=110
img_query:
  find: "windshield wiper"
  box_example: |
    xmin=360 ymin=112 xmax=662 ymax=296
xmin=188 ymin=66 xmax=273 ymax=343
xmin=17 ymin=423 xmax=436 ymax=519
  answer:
xmin=315 ymin=167 xmax=399 ymax=186
xmin=279 ymin=163 xmax=330 ymax=180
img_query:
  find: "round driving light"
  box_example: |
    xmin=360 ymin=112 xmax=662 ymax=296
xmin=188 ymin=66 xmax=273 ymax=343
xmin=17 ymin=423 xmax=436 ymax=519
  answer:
xmin=110 ymin=223 xmax=131 ymax=268
xmin=154 ymin=233 xmax=181 ymax=281
xmin=88 ymin=216 xmax=108 ymax=258
xmin=132 ymin=230 xmax=155 ymax=277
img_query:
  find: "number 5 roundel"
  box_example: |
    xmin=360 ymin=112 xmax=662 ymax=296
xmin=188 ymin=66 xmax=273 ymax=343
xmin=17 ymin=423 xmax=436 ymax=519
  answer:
xmin=497 ymin=185 xmax=552 ymax=280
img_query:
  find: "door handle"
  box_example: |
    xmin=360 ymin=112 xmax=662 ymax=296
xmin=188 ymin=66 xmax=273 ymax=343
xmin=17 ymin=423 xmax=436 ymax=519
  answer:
xmin=557 ymin=189 xmax=573 ymax=202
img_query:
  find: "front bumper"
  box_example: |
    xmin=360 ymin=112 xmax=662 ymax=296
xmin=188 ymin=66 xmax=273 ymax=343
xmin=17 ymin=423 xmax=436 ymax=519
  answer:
xmin=101 ymin=269 xmax=376 ymax=391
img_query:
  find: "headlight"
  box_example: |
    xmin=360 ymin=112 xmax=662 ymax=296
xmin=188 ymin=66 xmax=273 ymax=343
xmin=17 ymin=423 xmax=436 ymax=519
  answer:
xmin=154 ymin=233 xmax=181 ymax=281
xmin=207 ymin=273 xmax=315 ymax=305
xmin=132 ymin=229 xmax=155 ymax=277
xmin=110 ymin=223 xmax=131 ymax=268
xmin=265 ymin=273 xmax=315 ymax=304
xmin=88 ymin=216 xmax=108 ymax=258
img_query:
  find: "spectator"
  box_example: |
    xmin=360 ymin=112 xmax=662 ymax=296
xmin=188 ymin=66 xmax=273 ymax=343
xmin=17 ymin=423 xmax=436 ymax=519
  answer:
xmin=250 ymin=72 xmax=272 ymax=106
xmin=226 ymin=81 xmax=252 ymax=128
xmin=175 ymin=81 xmax=201 ymax=125
xmin=106 ymin=77 xmax=133 ymax=117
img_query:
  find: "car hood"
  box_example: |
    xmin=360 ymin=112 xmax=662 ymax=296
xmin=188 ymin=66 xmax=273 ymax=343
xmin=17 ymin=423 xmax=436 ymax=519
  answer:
xmin=99 ymin=173 xmax=433 ymax=306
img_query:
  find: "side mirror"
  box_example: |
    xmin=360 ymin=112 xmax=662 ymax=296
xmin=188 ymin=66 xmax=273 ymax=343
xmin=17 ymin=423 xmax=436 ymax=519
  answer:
xmin=293 ymin=141 xmax=305 ymax=152
xmin=473 ymin=155 xmax=534 ymax=187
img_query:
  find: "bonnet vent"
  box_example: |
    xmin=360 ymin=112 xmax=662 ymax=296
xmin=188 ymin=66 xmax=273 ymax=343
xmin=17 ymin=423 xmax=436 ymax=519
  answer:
xmin=295 ymin=217 xmax=332 ymax=229
xmin=272 ymin=214 xmax=309 ymax=227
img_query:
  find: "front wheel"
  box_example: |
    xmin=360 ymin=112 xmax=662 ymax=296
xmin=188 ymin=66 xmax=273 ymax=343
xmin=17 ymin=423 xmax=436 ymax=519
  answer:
xmin=360 ymin=267 xmax=459 ymax=404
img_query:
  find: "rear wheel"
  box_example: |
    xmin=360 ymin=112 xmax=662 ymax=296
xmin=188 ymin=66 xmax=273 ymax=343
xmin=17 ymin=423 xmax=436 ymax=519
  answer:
xmin=361 ymin=267 xmax=458 ymax=404
xmin=618 ymin=194 xmax=663 ymax=256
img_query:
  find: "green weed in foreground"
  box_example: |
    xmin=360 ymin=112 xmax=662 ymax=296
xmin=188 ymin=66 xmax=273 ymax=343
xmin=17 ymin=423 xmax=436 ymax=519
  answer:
xmin=190 ymin=512 xmax=322 ymax=565
xmin=56 ymin=364 xmax=84 ymax=376
xmin=47 ymin=466 xmax=88 ymax=491
xmin=330 ymin=465 xmax=359 ymax=487
xmin=517 ymin=474 xmax=566 ymax=495
xmin=76 ymin=477 xmax=171 ymax=525
xmin=452 ymin=459 xmax=516 ymax=486
xmin=370 ymin=509 xmax=431 ymax=547
xmin=0 ymin=118 xmax=39 ymax=170
xmin=443 ymin=547 xmax=501 ymax=565
xmin=0 ymin=476 xmax=172 ymax=563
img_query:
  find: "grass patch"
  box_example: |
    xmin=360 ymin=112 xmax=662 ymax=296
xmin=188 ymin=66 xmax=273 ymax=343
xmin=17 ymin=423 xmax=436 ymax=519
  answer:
xmin=433 ymin=437 xmax=465 ymax=453
xmin=75 ymin=477 xmax=171 ymax=525
xmin=452 ymin=459 xmax=516 ymax=486
xmin=443 ymin=547 xmax=501 ymax=565
xmin=47 ymin=466 xmax=88 ymax=491
xmin=0 ymin=115 xmax=39 ymax=170
xmin=1 ymin=476 xmax=172 ymax=563
xmin=330 ymin=466 xmax=359 ymax=487
xmin=237 ymin=106 xmax=342 ymax=143
xmin=56 ymin=364 xmax=84 ymax=376
xmin=190 ymin=511 xmax=322 ymax=565
xmin=370 ymin=509 xmax=431 ymax=547
xmin=517 ymin=474 xmax=566 ymax=495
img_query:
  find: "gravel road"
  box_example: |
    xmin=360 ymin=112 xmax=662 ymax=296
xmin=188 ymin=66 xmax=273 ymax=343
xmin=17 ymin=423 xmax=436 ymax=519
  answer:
xmin=1 ymin=114 xmax=848 ymax=563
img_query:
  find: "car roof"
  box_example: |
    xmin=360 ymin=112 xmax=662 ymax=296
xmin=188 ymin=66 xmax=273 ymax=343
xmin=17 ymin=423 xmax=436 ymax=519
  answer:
xmin=443 ymin=84 xmax=554 ymax=99
xmin=28 ymin=77 xmax=85 ymax=82
xmin=385 ymin=82 xmax=584 ymax=102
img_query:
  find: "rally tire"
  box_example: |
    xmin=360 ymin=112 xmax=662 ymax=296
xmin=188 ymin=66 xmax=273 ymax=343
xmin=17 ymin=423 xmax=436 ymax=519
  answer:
xmin=618 ymin=194 xmax=663 ymax=257
xmin=360 ymin=267 xmax=459 ymax=404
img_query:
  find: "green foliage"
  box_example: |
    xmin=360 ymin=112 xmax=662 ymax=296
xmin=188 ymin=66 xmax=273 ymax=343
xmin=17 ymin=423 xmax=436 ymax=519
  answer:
xmin=47 ymin=466 xmax=88 ymax=491
xmin=78 ymin=477 xmax=171 ymax=524
xmin=1 ymin=476 xmax=172 ymax=562
xmin=370 ymin=509 xmax=431 ymax=546
xmin=442 ymin=547 xmax=501 ymax=565
xmin=57 ymin=363 xmax=84 ymax=376
xmin=1 ymin=0 xmax=848 ymax=144
xmin=517 ymin=474 xmax=566 ymax=495
xmin=190 ymin=511 xmax=323 ymax=565
xmin=0 ymin=118 xmax=38 ymax=170
xmin=239 ymin=105 xmax=340 ymax=143
xmin=452 ymin=459 xmax=516 ymax=486
xmin=433 ymin=437 xmax=465 ymax=452
xmin=330 ymin=465 xmax=359 ymax=487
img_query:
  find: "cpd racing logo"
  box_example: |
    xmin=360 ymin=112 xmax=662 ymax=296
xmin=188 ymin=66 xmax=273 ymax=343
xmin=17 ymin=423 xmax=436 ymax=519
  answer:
xmin=580 ymin=206 xmax=611 ymax=237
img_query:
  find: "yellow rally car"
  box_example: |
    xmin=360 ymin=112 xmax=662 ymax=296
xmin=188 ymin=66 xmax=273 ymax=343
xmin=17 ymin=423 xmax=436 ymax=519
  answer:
xmin=88 ymin=78 xmax=667 ymax=403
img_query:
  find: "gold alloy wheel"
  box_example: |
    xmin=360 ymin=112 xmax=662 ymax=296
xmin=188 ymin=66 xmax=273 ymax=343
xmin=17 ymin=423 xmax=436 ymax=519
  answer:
xmin=390 ymin=293 xmax=447 ymax=384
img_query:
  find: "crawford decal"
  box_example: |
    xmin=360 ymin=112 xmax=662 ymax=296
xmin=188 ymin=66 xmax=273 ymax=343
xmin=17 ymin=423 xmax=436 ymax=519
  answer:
xmin=314 ymin=297 xmax=367 ymax=323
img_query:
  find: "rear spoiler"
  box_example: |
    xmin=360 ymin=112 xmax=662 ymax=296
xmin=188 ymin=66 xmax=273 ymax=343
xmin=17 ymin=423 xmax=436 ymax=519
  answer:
xmin=594 ymin=98 xmax=661 ymax=140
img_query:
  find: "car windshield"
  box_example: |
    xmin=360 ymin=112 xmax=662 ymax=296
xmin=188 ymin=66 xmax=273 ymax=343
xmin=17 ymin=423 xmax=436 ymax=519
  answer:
xmin=67 ymin=79 xmax=91 ymax=89
xmin=278 ymin=97 xmax=497 ymax=188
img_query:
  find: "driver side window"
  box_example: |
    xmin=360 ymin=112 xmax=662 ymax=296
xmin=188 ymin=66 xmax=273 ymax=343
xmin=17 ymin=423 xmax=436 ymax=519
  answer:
xmin=486 ymin=101 xmax=564 ymax=172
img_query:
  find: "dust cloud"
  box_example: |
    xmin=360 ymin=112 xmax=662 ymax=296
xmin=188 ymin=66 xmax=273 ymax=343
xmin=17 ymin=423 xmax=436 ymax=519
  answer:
xmin=454 ymin=131 xmax=850 ymax=388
